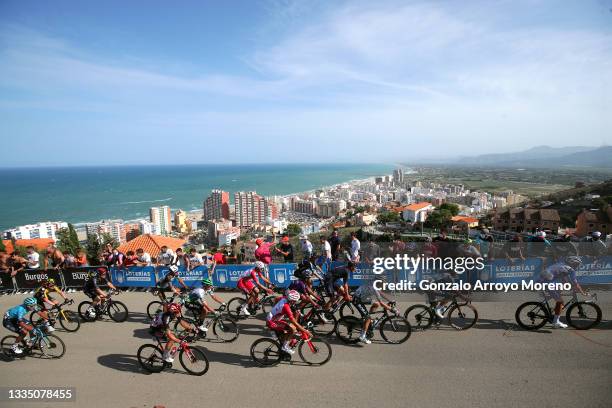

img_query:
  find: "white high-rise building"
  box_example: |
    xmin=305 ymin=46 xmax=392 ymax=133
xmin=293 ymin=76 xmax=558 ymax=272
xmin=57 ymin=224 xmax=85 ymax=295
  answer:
xmin=234 ymin=191 xmax=270 ymax=227
xmin=150 ymin=206 xmax=172 ymax=235
xmin=138 ymin=220 xmax=158 ymax=235
xmin=3 ymin=221 xmax=68 ymax=240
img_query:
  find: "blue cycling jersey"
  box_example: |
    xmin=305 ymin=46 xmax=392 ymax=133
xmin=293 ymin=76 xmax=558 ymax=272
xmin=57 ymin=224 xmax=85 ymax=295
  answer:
xmin=5 ymin=305 xmax=28 ymax=320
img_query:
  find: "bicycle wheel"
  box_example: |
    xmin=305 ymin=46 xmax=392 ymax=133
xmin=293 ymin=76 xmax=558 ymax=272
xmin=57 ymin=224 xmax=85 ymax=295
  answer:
xmin=261 ymin=296 xmax=275 ymax=315
xmin=227 ymin=297 xmax=248 ymax=319
xmin=108 ymin=301 xmax=129 ymax=322
xmin=380 ymin=316 xmax=412 ymax=344
xmin=1 ymin=335 xmax=20 ymax=358
xmin=78 ymin=301 xmax=97 ymax=322
xmin=298 ymin=337 xmax=332 ymax=366
xmin=448 ymin=303 xmax=478 ymax=330
xmin=179 ymin=347 xmax=210 ymax=376
xmin=300 ymin=304 xmax=337 ymax=337
xmin=515 ymin=301 xmax=549 ymax=331
xmin=213 ymin=317 xmax=239 ymax=342
xmin=172 ymin=318 xmax=199 ymax=341
xmin=147 ymin=301 xmax=164 ymax=320
xmin=137 ymin=344 xmax=165 ymax=373
xmin=339 ymin=301 xmax=358 ymax=318
xmin=566 ymin=302 xmax=602 ymax=330
xmin=250 ymin=338 xmax=282 ymax=366
xmin=335 ymin=316 xmax=362 ymax=344
xmin=404 ymin=305 xmax=434 ymax=330
xmin=59 ymin=310 xmax=80 ymax=332
xmin=38 ymin=334 xmax=66 ymax=359
xmin=29 ymin=310 xmax=46 ymax=326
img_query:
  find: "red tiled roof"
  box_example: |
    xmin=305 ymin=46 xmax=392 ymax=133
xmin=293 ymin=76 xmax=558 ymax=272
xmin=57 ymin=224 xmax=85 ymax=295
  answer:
xmin=451 ymin=216 xmax=479 ymax=224
xmin=117 ymin=234 xmax=186 ymax=258
xmin=2 ymin=238 xmax=55 ymax=254
xmin=404 ymin=202 xmax=432 ymax=211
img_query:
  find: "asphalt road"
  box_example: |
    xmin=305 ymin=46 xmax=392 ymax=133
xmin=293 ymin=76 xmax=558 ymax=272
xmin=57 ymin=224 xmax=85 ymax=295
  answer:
xmin=0 ymin=290 xmax=610 ymax=408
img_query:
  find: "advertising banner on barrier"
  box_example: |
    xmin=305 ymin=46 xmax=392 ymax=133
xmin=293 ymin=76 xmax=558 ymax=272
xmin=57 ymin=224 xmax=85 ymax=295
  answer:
xmin=0 ymin=273 xmax=15 ymax=292
xmin=211 ymin=264 xmax=252 ymax=288
xmin=489 ymin=258 xmax=542 ymax=284
xmin=111 ymin=267 xmax=157 ymax=288
xmin=62 ymin=267 xmax=98 ymax=288
xmin=14 ymin=269 xmax=64 ymax=290
xmin=178 ymin=266 xmax=208 ymax=287
xmin=575 ymin=256 xmax=612 ymax=284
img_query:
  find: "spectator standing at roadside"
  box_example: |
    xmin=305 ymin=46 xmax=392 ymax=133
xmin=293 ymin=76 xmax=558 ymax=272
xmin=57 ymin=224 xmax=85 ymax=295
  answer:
xmin=175 ymin=248 xmax=189 ymax=270
xmin=187 ymin=248 xmax=204 ymax=270
xmin=300 ymin=235 xmax=313 ymax=261
xmin=319 ymin=236 xmax=332 ymax=267
xmin=25 ymin=246 xmax=40 ymax=269
xmin=474 ymin=228 xmax=495 ymax=261
xmin=156 ymin=246 xmax=177 ymax=266
xmin=552 ymin=234 xmax=578 ymax=261
xmin=107 ymin=247 xmax=126 ymax=269
xmin=44 ymin=246 xmax=65 ymax=269
xmin=0 ymin=251 xmax=9 ymax=273
xmin=504 ymin=234 xmax=526 ymax=263
xmin=8 ymin=253 xmax=28 ymax=276
xmin=254 ymin=239 xmax=273 ymax=265
xmin=135 ymin=248 xmax=152 ymax=266
xmin=213 ymin=248 xmax=227 ymax=265
xmin=362 ymin=241 xmax=381 ymax=264
xmin=275 ymin=236 xmax=294 ymax=262
xmin=329 ymin=230 xmax=341 ymax=261
xmin=124 ymin=251 xmax=138 ymax=267
xmin=350 ymin=232 xmax=361 ymax=263
xmin=75 ymin=249 xmax=88 ymax=267
xmin=61 ymin=251 xmax=78 ymax=268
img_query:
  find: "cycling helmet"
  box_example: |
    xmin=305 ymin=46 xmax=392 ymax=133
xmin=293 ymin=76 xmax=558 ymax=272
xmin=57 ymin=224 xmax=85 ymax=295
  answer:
xmin=566 ymin=256 xmax=582 ymax=268
xmin=167 ymin=303 xmax=181 ymax=315
xmin=168 ymin=265 xmax=179 ymax=273
xmin=201 ymin=277 xmax=213 ymax=287
xmin=592 ymin=231 xmax=601 ymax=238
xmin=23 ymin=297 xmax=37 ymax=307
xmin=255 ymin=238 xmax=264 ymax=246
xmin=535 ymin=231 xmax=546 ymax=238
xmin=287 ymin=290 xmax=300 ymax=303
xmin=254 ymin=261 xmax=266 ymax=271
xmin=47 ymin=278 xmax=55 ymax=285
xmin=97 ymin=267 xmax=107 ymax=275
xmin=301 ymin=269 xmax=313 ymax=279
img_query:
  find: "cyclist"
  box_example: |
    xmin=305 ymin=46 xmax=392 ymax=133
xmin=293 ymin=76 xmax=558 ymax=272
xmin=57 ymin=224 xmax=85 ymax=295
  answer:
xmin=265 ymin=289 xmax=311 ymax=355
xmin=33 ymin=278 xmax=69 ymax=332
xmin=2 ymin=297 xmax=39 ymax=355
xmin=352 ymin=275 xmax=396 ymax=344
xmin=186 ymin=277 xmax=226 ymax=331
xmin=538 ymin=256 xmax=587 ymax=329
xmin=83 ymin=267 xmax=118 ymax=312
xmin=155 ymin=265 xmax=188 ymax=301
xmin=288 ymin=269 xmax=321 ymax=308
xmin=150 ymin=302 xmax=198 ymax=363
xmin=237 ymin=261 xmax=274 ymax=316
xmin=322 ymin=262 xmax=353 ymax=311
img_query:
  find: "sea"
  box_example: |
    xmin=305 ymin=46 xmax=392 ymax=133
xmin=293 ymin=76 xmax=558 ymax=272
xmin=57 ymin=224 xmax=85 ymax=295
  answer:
xmin=0 ymin=163 xmax=396 ymax=230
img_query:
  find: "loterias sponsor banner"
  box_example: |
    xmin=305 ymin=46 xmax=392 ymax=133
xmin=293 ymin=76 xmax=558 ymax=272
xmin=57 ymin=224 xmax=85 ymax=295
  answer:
xmin=111 ymin=267 xmax=156 ymax=287
xmin=14 ymin=269 xmax=63 ymax=290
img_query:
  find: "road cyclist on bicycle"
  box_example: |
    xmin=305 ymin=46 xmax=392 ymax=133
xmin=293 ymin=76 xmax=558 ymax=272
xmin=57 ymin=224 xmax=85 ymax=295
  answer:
xmin=352 ymin=274 xmax=396 ymax=344
xmin=538 ymin=256 xmax=587 ymax=328
xmin=186 ymin=277 xmax=226 ymax=332
xmin=83 ymin=268 xmax=118 ymax=312
xmin=2 ymin=297 xmax=39 ymax=355
xmin=321 ymin=261 xmax=353 ymax=311
xmin=149 ymin=302 xmax=199 ymax=363
xmin=265 ymin=290 xmax=311 ymax=355
xmin=33 ymin=278 xmax=70 ymax=332
xmin=155 ymin=265 xmax=189 ymax=302
xmin=237 ymin=261 xmax=274 ymax=316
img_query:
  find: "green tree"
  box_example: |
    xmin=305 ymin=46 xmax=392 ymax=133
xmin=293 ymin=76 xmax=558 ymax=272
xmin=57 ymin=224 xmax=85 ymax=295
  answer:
xmin=286 ymin=224 xmax=302 ymax=236
xmin=100 ymin=232 xmax=119 ymax=249
xmin=0 ymin=239 xmax=5 ymax=252
xmin=56 ymin=224 xmax=82 ymax=255
xmin=85 ymin=234 xmax=102 ymax=265
xmin=377 ymin=211 xmax=400 ymax=224
xmin=439 ymin=203 xmax=460 ymax=216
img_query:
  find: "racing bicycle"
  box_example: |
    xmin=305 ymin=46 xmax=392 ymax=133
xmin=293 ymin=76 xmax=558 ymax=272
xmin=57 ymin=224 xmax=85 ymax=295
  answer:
xmin=404 ymin=294 xmax=478 ymax=331
xmin=29 ymin=299 xmax=80 ymax=332
xmin=137 ymin=331 xmax=210 ymax=376
xmin=78 ymin=290 xmax=129 ymax=323
xmin=250 ymin=331 xmax=332 ymax=367
xmin=146 ymin=290 xmax=188 ymax=320
xmin=515 ymin=291 xmax=601 ymax=330
xmin=226 ymin=287 xmax=277 ymax=319
xmin=1 ymin=322 xmax=66 ymax=359
xmin=174 ymin=304 xmax=239 ymax=342
xmin=335 ymin=302 xmax=412 ymax=344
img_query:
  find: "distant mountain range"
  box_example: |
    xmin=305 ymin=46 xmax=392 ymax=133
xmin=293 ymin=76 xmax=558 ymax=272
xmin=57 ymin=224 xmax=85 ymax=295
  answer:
xmin=424 ymin=145 xmax=611 ymax=168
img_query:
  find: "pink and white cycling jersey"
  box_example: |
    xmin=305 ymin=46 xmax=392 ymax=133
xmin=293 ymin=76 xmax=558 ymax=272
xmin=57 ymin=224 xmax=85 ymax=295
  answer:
xmin=266 ymin=297 xmax=294 ymax=322
xmin=239 ymin=268 xmax=260 ymax=282
xmin=539 ymin=263 xmax=577 ymax=283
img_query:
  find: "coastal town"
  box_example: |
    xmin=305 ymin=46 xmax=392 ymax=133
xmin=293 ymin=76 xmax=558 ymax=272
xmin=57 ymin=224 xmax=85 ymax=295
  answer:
xmin=2 ymin=167 xmax=611 ymax=265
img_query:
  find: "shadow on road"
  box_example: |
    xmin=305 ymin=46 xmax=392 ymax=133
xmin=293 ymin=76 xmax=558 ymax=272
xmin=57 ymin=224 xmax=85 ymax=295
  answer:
xmin=199 ymin=348 xmax=257 ymax=368
xmin=97 ymin=353 xmax=149 ymax=374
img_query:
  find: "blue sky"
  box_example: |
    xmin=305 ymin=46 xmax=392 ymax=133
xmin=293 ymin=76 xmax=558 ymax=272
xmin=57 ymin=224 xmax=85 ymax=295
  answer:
xmin=1 ymin=0 xmax=611 ymax=166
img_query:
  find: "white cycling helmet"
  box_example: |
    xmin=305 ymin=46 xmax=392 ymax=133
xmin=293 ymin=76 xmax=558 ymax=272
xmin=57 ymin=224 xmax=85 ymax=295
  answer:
xmin=254 ymin=261 xmax=266 ymax=271
xmin=287 ymin=290 xmax=300 ymax=303
xmin=169 ymin=265 xmax=179 ymax=273
xmin=535 ymin=231 xmax=546 ymax=238
xmin=592 ymin=231 xmax=601 ymax=238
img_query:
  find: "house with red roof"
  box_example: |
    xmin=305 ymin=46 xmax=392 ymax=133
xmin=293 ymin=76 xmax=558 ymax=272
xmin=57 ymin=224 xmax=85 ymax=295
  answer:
xmin=399 ymin=202 xmax=433 ymax=223
xmin=117 ymin=234 xmax=186 ymax=258
xmin=1 ymin=238 xmax=55 ymax=254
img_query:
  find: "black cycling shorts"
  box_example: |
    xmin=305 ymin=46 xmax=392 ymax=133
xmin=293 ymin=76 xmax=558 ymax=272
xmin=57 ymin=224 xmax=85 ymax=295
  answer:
xmin=352 ymin=299 xmax=371 ymax=318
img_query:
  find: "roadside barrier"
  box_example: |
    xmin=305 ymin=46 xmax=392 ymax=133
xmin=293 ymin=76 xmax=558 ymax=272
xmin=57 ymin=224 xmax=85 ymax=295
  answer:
xmin=0 ymin=256 xmax=610 ymax=293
